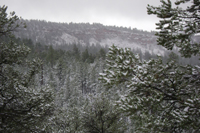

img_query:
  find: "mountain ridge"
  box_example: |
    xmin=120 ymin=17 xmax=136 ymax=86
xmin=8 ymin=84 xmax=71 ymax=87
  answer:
xmin=14 ymin=19 xmax=166 ymax=55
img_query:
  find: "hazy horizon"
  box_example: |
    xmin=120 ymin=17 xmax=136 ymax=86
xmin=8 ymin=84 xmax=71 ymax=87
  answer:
xmin=1 ymin=0 xmax=183 ymax=31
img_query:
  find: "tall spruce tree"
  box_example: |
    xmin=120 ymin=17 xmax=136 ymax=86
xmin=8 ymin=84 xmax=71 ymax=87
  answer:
xmin=0 ymin=5 xmax=53 ymax=132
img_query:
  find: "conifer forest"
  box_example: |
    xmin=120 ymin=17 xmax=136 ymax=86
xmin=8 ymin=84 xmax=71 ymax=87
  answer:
xmin=0 ymin=0 xmax=200 ymax=132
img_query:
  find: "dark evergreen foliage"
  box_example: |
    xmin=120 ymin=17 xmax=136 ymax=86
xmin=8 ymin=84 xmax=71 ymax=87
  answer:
xmin=2 ymin=1 xmax=200 ymax=132
xmin=100 ymin=1 xmax=200 ymax=132
xmin=0 ymin=5 xmax=54 ymax=132
xmin=147 ymin=0 xmax=200 ymax=58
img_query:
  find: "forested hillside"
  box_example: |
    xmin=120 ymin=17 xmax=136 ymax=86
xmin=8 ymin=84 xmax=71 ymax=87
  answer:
xmin=13 ymin=18 xmax=200 ymax=65
xmin=14 ymin=19 xmax=166 ymax=56
xmin=1 ymin=0 xmax=200 ymax=132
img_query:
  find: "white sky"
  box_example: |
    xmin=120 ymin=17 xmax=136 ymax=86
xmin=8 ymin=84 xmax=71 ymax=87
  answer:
xmin=1 ymin=0 xmax=177 ymax=31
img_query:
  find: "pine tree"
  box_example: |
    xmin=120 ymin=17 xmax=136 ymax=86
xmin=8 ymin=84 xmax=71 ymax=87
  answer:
xmin=0 ymin=5 xmax=53 ymax=132
xmin=98 ymin=48 xmax=106 ymax=60
xmin=72 ymin=43 xmax=80 ymax=60
xmin=81 ymin=48 xmax=90 ymax=62
xmin=46 ymin=45 xmax=55 ymax=67
xmin=147 ymin=0 xmax=200 ymax=58
xmin=99 ymin=44 xmax=200 ymax=132
xmin=81 ymin=93 xmax=127 ymax=133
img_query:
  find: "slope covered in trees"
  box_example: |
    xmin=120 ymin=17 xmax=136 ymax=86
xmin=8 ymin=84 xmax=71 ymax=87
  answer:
xmin=0 ymin=5 xmax=128 ymax=132
xmin=1 ymin=0 xmax=200 ymax=132
xmin=14 ymin=18 xmax=167 ymax=57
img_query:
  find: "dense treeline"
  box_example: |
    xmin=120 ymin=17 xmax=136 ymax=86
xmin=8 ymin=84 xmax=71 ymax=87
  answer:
xmin=1 ymin=36 xmax=107 ymax=64
xmin=1 ymin=0 xmax=200 ymax=132
xmin=1 ymin=17 xmax=128 ymax=131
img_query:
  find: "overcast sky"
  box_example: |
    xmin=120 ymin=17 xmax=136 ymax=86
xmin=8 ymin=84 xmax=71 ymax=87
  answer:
xmin=1 ymin=0 xmax=170 ymax=31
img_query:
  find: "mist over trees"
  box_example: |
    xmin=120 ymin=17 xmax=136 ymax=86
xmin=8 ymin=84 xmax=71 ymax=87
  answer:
xmin=1 ymin=0 xmax=200 ymax=132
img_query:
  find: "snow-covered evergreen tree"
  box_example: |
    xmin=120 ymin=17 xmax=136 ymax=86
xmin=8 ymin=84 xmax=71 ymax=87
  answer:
xmin=100 ymin=1 xmax=200 ymax=132
xmin=0 ymin=5 xmax=54 ymax=132
xmin=100 ymin=45 xmax=200 ymax=132
xmin=147 ymin=0 xmax=200 ymax=58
